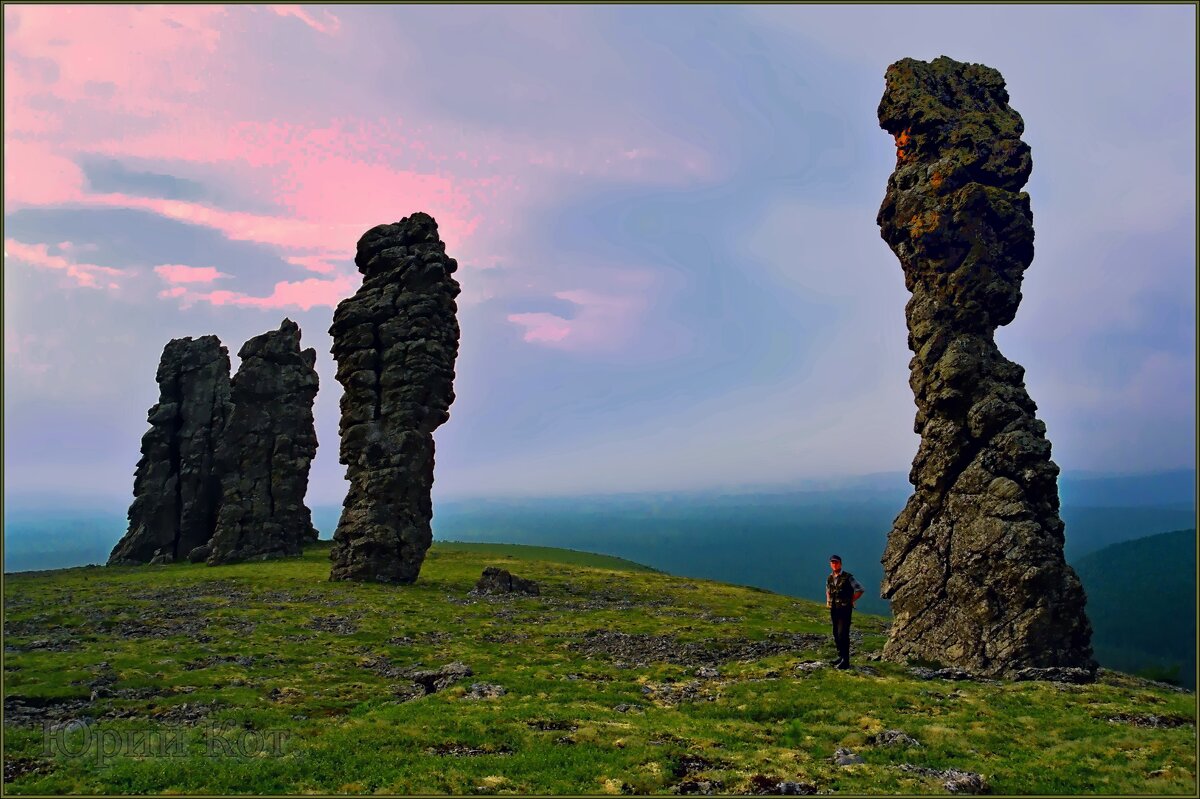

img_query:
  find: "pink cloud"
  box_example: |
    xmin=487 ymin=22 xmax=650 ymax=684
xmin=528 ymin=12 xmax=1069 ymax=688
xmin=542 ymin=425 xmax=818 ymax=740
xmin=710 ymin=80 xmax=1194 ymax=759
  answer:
xmin=154 ymin=264 xmax=230 ymax=284
xmin=284 ymin=253 xmax=343 ymax=274
xmin=3 ymin=141 xmax=86 ymax=208
xmin=507 ymin=283 xmax=651 ymax=351
xmin=170 ymin=272 xmax=359 ymax=312
xmin=4 ymin=238 xmax=125 ymax=288
xmin=4 ymin=5 xmax=706 ymax=311
xmin=3 ymin=6 xmax=225 ymax=117
xmin=507 ymin=312 xmax=573 ymax=344
xmin=269 ymin=5 xmax=341 ymax=35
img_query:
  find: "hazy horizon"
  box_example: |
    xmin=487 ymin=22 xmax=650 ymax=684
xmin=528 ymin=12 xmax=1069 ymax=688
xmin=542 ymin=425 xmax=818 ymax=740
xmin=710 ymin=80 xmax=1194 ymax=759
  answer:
xmin=5 ymin=466 xmax=1195 ymax=511
xmin=5 ymin=5 xmax=1195 ymax=503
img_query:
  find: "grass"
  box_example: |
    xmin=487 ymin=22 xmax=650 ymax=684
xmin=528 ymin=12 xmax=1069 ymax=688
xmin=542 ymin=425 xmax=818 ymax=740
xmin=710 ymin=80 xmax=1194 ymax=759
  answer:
xmin=2 ymin=541 xmax=1196 ymax=794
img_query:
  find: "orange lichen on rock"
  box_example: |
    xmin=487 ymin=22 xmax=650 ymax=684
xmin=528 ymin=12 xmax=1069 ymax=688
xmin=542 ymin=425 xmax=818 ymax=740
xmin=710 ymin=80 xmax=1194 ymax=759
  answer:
xmin=930 ymin=171 xmax=944 ymax=190
xmin=908 ymin=210 xmax=940 ymax=238
xmin=895 ymin=128 xmax=913 ymax=162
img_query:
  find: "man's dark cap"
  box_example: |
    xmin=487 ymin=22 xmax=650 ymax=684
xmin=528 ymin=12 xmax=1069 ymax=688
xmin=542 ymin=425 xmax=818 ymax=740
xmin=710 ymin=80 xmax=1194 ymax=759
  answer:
xmin=829 ymin=554 xmax=842 ymax=563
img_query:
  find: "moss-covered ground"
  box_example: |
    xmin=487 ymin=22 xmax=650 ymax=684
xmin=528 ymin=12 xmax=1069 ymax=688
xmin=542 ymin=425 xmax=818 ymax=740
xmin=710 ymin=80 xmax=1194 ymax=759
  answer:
xmin=3 ymin=541 xmax=1195 ymax=794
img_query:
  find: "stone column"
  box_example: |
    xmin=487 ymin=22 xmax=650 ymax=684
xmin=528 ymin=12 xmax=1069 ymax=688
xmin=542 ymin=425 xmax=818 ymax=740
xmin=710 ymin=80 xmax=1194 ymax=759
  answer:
xmin=328 ymin=212 xmax=461 ymax=583
xmin=876 ymin=56 xmax=1095 ymax=678
xmin=108 ymin=336 xmax=231 ymax=565
xmin=205 ymin=319 xmax=320 ymax=564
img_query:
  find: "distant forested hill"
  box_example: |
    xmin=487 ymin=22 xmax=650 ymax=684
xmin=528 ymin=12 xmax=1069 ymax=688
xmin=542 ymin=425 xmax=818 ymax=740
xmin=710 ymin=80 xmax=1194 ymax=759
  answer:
xmin=1073 ymin=529 xmax=1197 ymax=688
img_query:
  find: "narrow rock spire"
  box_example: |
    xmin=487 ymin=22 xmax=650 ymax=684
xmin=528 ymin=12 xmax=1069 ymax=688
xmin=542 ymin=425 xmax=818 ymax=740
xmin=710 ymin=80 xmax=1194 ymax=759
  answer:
xmin=876 ymin=56 xmax=1095 ymax=678
xmin=205 ymin=318 xmax=320 ymax=564
xmin=108 ymin=336 xmax=231 ymax=565
xmin=328 ymin=211 xmax=461 ymax=583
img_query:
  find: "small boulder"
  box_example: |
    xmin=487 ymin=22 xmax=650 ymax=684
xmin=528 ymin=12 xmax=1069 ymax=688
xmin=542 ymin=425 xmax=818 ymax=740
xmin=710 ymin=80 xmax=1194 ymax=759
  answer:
xmin=471 ymin=567 xmax=540 ymax=596
xmin=746 ymin=775 xmax=817 ymax=795
xmin=942 ymin=769 xmax=990 ymax=794
xmin=148 ymin=549 xmax=174 ymax=566
xmin=1009 ymin=666 xmax=1095 ymax=684
xmin=464 ymin=682 xmax=506 ymax=700
xmin=408 ymin=661 xmax=473 ymax=693
xmin=187 ymin=544 xmax=213 ymax=563
xmin=909 ymin=666 xmax=974 ymax=681
xmin=833 ymin=748 xmax=864 ymax=766
xmin=867 ymin=729 xmax=920 ymax=748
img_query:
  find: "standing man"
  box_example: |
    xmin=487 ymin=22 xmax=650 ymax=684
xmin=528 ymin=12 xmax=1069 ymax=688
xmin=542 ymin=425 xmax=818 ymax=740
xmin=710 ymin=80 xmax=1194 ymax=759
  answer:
xmin=826 ymin=555 xmax=864 ymax=669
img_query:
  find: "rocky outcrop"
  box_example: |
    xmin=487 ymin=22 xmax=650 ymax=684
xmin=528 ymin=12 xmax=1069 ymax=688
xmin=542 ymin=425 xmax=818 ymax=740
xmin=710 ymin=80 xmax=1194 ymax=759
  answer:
xmin=328 ymin=211 xmax=461 ymax=583
xmin=206 ymin=319 xmax=319 ymax=564
xmin=108 ymin=336 xmax=231 ymax=565
xmin=876 ymin=56 xmax=1095 ymax=678
xmin=471 ymin=567 xmax=540 ymax=596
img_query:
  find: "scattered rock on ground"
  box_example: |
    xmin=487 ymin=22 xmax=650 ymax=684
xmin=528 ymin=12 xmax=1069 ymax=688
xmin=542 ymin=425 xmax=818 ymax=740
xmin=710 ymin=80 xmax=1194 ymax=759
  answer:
xmin=148 ymin=550 xmax=174 ymax=565
xmin=1010 ymin=666 xmax=1095 ymax=684
xmin=526 ymin=719 xmax=578 ymax=731
xmin=464 ymin=682 xmax=506 ymax=699
xmin=426 ymin=743 xmax=513 ymax=757
xmin=868 ymin=729 xmax=921 ymax=748
xmin=570 ymin=629 xmax=824 ymax=667
xmin=3 ymin=756 xmax=52 ymax=783
xmin=672 ymin=778 xmax=724 ymax=795
xmin=1106 ymin=713 xmax=1193 ymax=729
xmin=471 ymin=566 xmax=540 ymax=596
xmin=900 ymin=764 xmax=990 ymax=794
xmin=746 ymin=775 xmax=818 ymax=795
xmin=642 ymin=680 xmax=718 ymax=706
xmin=910 ymin=666 xmax=975 ymax=681
xmin=408 ymin=661 xmax=472 ymax=693
xmin=833 ymin=748 xmax=864 ymax=766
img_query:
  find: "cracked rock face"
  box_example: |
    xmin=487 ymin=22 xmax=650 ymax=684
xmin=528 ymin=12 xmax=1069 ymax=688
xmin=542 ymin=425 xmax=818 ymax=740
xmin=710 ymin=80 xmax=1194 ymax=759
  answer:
xmin=328 ymin=211 xmax=461 ymax=583
xmin=207 ymin=319 xmax=319 ymax=564
xmin=876 ymin=56 xmax=1095 ymax=678
xmin=108 ymin=336 xmax=231 ymax=565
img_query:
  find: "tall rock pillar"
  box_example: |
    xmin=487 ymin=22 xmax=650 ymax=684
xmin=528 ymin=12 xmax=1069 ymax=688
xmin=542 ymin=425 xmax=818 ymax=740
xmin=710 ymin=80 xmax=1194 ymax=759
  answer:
xmin=206 ymin=319 xmax=320 ymax=564
xmin=876 ymin=56 xmax=1095 ymax=677
xmin=108 ymin=336 xmax=231 ymax=565
xmin=328 ymin=212 xmax=461 ymax=583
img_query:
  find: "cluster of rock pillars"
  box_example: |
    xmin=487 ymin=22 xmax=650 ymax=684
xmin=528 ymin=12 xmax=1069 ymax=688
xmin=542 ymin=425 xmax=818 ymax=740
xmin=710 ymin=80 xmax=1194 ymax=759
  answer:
xmin=107 ymin=58 xmax=1097 ymax=679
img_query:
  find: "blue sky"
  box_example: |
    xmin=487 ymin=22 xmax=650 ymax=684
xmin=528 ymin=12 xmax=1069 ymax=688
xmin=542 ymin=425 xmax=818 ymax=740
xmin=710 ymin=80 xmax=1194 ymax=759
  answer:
xmin=4 ymin=4 xmax=1195 ymax=503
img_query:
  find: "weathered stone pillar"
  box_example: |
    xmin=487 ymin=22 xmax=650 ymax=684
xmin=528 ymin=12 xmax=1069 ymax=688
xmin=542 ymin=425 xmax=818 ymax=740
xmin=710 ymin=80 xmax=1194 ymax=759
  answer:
xmin=108 ymin=336 xmax=231 ymax=565
xmin=205 ymin=319 xmax=320 ymax=564
xmin=328 ymin=212 xmax=461 ymax=583
xmin=876 ymin=56 xmax=1095 ymax=678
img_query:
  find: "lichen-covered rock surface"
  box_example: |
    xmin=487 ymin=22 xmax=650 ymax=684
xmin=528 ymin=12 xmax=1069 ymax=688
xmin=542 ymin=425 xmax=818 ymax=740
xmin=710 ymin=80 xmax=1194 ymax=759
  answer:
xmin=108 ymin=336 xmax=231 ymax=565
xmin=207 ymin=319 xmax=319 ymax=564
xmin=876 ymin=56 xmax=1095 ymax=677
xmin=328 ymin=211 xmax=461 ymax=583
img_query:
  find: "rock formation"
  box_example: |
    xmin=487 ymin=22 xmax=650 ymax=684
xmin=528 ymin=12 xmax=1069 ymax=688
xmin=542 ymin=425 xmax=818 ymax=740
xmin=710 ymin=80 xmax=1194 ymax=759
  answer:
xmin=328 ymin=211 xmax=461 ymax=583
xmin=471 ymin=567 xmax=541 ymax=596
xmin=875 ymin=56 xmax=1095 ymax=678
xmin=108 ymin=336 xmax=231 ymax=565
xmin=206 ymin=319 xmax=320 ymax=564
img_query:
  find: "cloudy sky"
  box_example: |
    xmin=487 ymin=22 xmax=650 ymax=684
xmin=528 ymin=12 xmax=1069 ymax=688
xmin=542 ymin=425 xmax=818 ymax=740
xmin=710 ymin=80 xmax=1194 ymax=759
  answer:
xmin=4 ymin=4 xmax=1195 ymax=504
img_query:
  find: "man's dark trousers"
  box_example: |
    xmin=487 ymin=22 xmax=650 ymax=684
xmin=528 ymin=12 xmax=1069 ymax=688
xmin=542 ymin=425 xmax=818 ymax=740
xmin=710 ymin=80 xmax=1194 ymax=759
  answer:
xmin=831 ymin=605 xmax=853 ymax=666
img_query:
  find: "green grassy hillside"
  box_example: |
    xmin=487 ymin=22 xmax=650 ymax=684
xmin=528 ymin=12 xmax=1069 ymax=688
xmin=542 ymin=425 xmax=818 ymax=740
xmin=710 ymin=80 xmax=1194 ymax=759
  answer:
xmin=1074 ymin=529 xmax=1197 ymax=688
xmin=3 ymin=542 xmax=1195 ymax=795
